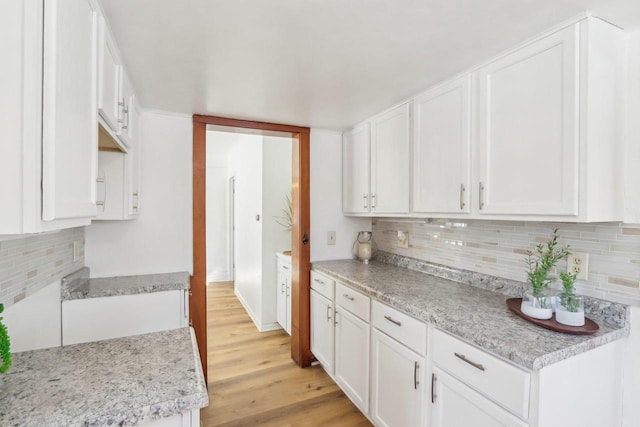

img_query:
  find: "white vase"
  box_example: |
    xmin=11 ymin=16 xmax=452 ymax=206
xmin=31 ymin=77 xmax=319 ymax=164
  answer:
xmin=521 ymin=293 xmax=553 ymax=320
xmin=556 ymin=295 xmax=585 ymax=326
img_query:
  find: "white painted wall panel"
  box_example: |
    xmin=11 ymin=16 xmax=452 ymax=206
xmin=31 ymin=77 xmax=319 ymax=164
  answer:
xmin=85 ymin=112 xmax=193 ymax=277
xmin=310 ymin=129 xmax=371 ymax=262
xmin=3 ymin=280 xmax=62 ymax=352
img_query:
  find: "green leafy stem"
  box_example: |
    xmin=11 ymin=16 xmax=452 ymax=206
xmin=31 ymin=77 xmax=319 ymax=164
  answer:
xmin=0 ymin=303 xmax=11 ymax=373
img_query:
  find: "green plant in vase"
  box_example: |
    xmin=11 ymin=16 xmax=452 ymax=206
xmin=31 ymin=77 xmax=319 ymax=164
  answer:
xmin=522 ymin=229 xmax=571 ymax=319
xmin=556 ymin=271 xmax=586 ymax=326
xmin=559 ymin=271 xmax=579 ymax=312
xmin=275 ymin=193 xmax=292 ymax=232
xmin=0 ymin=303 xmax=11 ymax=373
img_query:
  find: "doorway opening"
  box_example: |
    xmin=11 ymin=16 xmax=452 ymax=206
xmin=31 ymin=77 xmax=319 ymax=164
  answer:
xmin=192 ymin=115 xmax=313 ymax=382
xmin=205 ymin=128 xmax=292 ymax=332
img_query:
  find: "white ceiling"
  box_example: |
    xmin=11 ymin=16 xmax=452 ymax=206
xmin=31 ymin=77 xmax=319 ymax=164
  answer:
xmin=101 ymin=0 xmax=640 ymax=130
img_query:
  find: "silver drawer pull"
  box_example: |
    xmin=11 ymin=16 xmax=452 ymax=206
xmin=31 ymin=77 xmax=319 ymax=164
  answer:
xmin=326 ymin=305 xmax=332 ymax=321
xmin=313 ymin=278 xmax=323 ymax=284
xmin=454 ymin=352 xmax=486 ymax=371
xmin=342 ymin=294 xmax=355 ymax=301
xmin=384 ymin=315 xmax=402 ymax=326
xmin=282 ymin=265 xmax=289 ymax=270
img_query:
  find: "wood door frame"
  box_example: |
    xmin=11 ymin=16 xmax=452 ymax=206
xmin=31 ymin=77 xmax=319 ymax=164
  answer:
xmin=192 ymin=114 xmax=313 ymax=382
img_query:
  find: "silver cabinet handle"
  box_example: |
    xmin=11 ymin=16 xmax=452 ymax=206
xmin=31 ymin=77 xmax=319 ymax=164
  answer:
xmin=326 ymin=305 xmax=332 ymax=321
xmin=117 ymin=99 xmax=125 ymax=123
xmin=183 ymin=289 xmax=189 ymax=319
xmin=454 ymin=352 xmax=486 ymax=371
xmin=414 ymin=361 xmax=420 ymax=390
xmin=281 ymin=283 xmax=285 ymax=294
xmin=371 ymin=193 xmax=376 ymax=210
xmin=343 ymin=294 xmax=355 ymax=301
xmin=363 ymin=193 xmax=368 ymax=209
xmin=96 ymin=175 xmax=107 ymax=211
xmin=460 ymin=183 xmax=466 ymax=210
xmin=132 ymin=192 xmax=139 ymax=211
xmin=384 ymin=315 xmax=402 ymax=326
xmin=479 ymin=182 xmax=485 ymax=210
xmin=431 ymin=373 xmax=437 ymax=403
xmin=122 ymin=105 xmax=129 ymax=131
xmin=313 ymin=278 xmax=323 ymax=284
xmin=286 ymin=285 xmax=290 ymax=297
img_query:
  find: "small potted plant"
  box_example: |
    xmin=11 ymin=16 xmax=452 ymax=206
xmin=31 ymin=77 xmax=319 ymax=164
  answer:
xmin=275 ymin=193 xmax=293 ymax=256
xmin=0 ymin=303 xmax=11 ymax=376
xmin=522 ymin=229 xmax=571 ymax=319
xmin=556 ymin=271 xmax=585 ymax=326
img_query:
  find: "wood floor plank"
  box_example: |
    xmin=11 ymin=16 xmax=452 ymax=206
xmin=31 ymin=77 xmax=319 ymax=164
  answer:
xmin=201 ymin=282 xmax=371 ymax=426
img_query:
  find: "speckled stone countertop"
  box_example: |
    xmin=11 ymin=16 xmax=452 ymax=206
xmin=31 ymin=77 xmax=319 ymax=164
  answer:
xmin=62 ymin=267 xmax=190 ymax=301
xmin=0 ymin=328 xmax=208 ymax=426
xmin=312 ymin=258 xmax=629 ymax=370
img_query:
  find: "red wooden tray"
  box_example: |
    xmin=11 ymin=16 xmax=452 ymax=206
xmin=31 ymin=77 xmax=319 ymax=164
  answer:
xmin=506 ymin=298 xmax=599 ymax=335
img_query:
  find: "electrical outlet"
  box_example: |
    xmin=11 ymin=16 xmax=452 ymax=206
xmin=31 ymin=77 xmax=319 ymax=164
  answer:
xmin=567 ymin=252 xmax=588 ymax=280
xmin=327 ymin=231 xmax=336 ymax=245
xmin=73 ymin=241 xmax=80 ymax=262
xmin=397 ymin=231 xmax=409 ymax=249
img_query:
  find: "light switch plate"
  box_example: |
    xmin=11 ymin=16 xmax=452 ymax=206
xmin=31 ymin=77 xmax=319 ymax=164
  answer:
xmin=327 ymin=231 xmax=336 ymax=245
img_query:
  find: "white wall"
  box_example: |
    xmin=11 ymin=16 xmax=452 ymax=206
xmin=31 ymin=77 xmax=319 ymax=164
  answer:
xmin=310 ymin=129 xmax=371 ymax=262
xmin=85 ymin=111 xmax=193 ymax=277
xmin=261 ymin=136 xmax=293 ymax=328
xmin=227 ymin=134 xmax=264 ymax=327
xmin=205 ymin=131 xmax=236 ymax=282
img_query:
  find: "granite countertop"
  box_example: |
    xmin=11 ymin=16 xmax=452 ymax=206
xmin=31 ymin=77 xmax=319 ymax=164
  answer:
xmin=0 ymin=328 xmax=208 ymax=426
xmin=62 ymin=268 xmax=190 ymax=301
xmin=312 ymin=258 xmax=629 ymax=370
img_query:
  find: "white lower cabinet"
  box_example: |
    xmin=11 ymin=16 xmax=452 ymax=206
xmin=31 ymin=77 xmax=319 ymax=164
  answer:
xmin=430 ymin=367 xmax=527 ymax=427
xmin=62 ymin=290 xmax=189 ymax=345
xmin=140 ymin=410 xmax=200 ymax=427
xmin=371 ymin=329 xmax=426 ymax=427
xmin=335 ymin=306 xmax=370 ymax=414
xmin=276 ymin=253 xmax=292 ymax=335
xmin=310 ymin=289 xmax=334 ymax=375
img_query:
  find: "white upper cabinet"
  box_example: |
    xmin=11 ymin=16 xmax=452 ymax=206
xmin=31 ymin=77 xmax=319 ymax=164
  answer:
xmin=371 ymin=103 xmax=412 ymax=214
xmin=474 ymin=19 xmax=625 ymax=221
xmin=343 ymin=123 xmax=371 ymax=214
xmin=413 ymin=75 xmax=471 ymax=214
xmin=42 ymin=0 xmax=99 ymax=222
xmin=97 ymin=16 xmax=121 ymax=132
xmin=343 ymin=15 xmax=625 ymax=222
xmin=343 ymin=103 xmax=411 ymax=216
xmin=476 ymin=25 xmax=579 ymax=217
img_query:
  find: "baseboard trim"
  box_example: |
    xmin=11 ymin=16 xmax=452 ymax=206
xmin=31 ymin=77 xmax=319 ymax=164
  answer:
xmin=234 ymin=288 xmax=264 ymax=331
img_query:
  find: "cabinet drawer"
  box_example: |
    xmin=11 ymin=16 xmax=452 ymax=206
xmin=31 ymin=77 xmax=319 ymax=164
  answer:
xmin=431 ymin=328 xmax=530 ymax=419
xmin=311 ymin=271 xmax=334 ymax=300
xmin=277 ymin=256 xmax=291 ymax=274
xmin=372 ymin=301 xmax=427 ymax=355
xmin=336 ymin=282 xmax=370 ymax=322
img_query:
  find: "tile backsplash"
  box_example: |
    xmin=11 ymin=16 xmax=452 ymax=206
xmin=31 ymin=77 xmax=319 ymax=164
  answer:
xmin=373 ymin=219 xmax=640 ymax=306
xmin=0 ymin=228 xmax=84 ymax=309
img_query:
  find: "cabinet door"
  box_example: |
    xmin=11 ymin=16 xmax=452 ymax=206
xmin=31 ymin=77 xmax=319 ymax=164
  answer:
xmin=285 ymin=275 xmax=292 ymax=335
xmin=310 ymin=290 xmax=334 ymax=375
xmin=335 ymin=307 xmax=370 ymax=413
xmin=476 ymin=25 xmax=579 ymax=216
xmin=97 ymin=16 xmax=121 ymax=131
xmin=343 ymin=123 xmax=370 ymax=214
xmin=371 ymin=329 xmax=426 ymax=427
xmin=118 ymin=71 xmax=135 ymax=147
xmin=413 ymin=76 xmax=471 ymax=214
xmin=371 ymin=103 xmax=411 ymax=214
xmin=276 ymin=271 xmax=288 ymax=332
xmin=42 ymin=0 xmax=98 ymax=221
xmin=96 ymin=150 xmax=126 ymax=219
xmin=431 ymin=368 xmax=527 ymax=427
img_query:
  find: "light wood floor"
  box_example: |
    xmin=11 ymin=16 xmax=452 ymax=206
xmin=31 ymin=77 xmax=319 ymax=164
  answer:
xmin=201 ymin=281 xmax=371 ymax=427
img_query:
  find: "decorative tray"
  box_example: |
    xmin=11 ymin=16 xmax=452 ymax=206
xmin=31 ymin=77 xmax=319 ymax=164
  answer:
xmin=506 ymin=298 xmax=599 ymax=335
